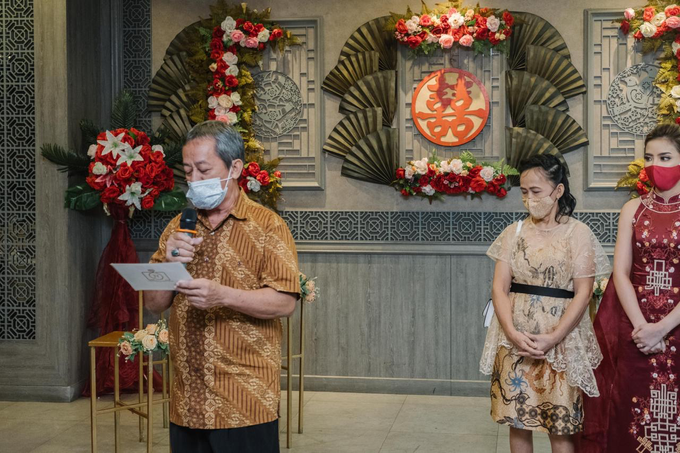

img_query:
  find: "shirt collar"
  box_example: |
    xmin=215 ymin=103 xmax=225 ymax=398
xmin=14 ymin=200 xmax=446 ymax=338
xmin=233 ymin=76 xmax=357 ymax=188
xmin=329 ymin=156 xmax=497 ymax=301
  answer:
xmin=196 ymin=189 xmax=249 ymax=230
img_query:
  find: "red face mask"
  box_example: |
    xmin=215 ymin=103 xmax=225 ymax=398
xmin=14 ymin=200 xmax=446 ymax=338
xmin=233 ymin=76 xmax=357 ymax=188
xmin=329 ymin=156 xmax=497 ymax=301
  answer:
xmin=646 ymin=165 xmax=680 ymax=191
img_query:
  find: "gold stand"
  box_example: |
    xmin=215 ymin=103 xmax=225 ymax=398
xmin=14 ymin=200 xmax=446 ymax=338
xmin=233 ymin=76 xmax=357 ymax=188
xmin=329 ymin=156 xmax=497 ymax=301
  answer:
xmin=281 ymin=301 xmax=306 ymax=449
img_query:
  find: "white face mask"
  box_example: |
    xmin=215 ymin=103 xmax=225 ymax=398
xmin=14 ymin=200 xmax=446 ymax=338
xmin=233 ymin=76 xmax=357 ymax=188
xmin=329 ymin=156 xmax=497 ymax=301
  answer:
xmin=186 ymin=168 xmax=232 ymax=210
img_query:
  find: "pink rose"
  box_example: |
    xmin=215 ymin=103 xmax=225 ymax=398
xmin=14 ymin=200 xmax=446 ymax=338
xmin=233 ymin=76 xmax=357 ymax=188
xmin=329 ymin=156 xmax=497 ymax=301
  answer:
xmin=230 ymin=29 xmax=245 ymax=43
xmin=158 ymin=329 xmax=169 ymax=344
xmin=245 ymin=37 xmax=259 ymax=48
xmin=624 ymin=8 xmax=635 ymax=20
xmin=668 ymin=16 xmax=680 ymax=28
xmin=119 ymin=341 xmax=133 ymax=356
xmin=459 ymin=34 xmax=474 ymax=47
xmin=439 ymin=34 xmax=454 ymax=49
xmin=419 ymin=14 xmax=433 ymax=27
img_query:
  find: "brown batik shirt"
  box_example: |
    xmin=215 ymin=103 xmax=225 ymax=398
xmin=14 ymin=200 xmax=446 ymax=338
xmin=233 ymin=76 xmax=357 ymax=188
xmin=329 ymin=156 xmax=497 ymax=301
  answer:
xmin=150 ymin=189 xmax=300 ymax=429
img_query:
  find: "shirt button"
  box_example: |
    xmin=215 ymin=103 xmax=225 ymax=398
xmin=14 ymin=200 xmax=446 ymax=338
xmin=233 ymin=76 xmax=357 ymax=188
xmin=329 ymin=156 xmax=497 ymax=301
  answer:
xmin=210 ymin=232 xmax=215 ymax=236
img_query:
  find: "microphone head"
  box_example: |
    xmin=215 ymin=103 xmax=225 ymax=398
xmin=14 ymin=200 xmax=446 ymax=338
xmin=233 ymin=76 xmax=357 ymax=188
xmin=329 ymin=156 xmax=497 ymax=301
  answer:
xmin=180 ymin=208 xmax=198 ymax=231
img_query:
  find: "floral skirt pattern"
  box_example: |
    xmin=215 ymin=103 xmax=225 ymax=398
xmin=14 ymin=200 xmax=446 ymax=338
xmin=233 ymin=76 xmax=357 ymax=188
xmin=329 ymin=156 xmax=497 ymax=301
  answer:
xmin=491 ymin=346 xmax=583 ymax=435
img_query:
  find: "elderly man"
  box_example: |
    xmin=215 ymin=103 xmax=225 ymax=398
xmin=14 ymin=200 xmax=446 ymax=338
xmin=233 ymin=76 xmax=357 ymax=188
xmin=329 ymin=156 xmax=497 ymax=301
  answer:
xmin=145 ymin=121 xmax=300 ymax=453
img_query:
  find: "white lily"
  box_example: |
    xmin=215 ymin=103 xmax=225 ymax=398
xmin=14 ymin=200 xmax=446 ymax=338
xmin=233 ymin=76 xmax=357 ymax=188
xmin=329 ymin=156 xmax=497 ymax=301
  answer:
xmin=116 ymin=145 xmax=145 ymax=167
xmin=97 ymin=130 xmax=131 ymax=158
xmin=118 ymin=182 xmax=146 ymax=211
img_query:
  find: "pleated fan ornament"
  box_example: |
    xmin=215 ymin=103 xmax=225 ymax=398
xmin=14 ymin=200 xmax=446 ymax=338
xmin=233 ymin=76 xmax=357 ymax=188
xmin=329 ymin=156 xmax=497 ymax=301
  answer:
xmin=163 ymin=21 xmax=202 ymax=60
xmin=322 ymin=51 xmax=380 ymax=98
xmin=323 ymin=108 xmax=383 ymax=158
xmin=160 ymin=109 xmax=194 ymax=143
xmin=525 ymin=46 xmax=586 ymax=99
xmin=161 ymin=84 xmax=198 ymax=119
xmin=339 ymin=16 xmax=397 ymax=71
xmin=505 ymin=70 xmax=568 ymax=127
xmin=505 ymin=127 xmax=569 ymax=176
xmin=341 ymin=128 xmax=399 ymax=185
xmin=525 ymin=105 xmax=589 ymax=153
xmin=507 ymin=12 xmax=570 ymax=71
xmin=339 ymin=71 xmax=397 ymax=127
xmin=148 ymin=53 xmax=192 ymax=113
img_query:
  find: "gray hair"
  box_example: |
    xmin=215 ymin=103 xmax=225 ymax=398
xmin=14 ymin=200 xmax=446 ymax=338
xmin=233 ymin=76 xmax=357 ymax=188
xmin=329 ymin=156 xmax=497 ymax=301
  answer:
xmin=185 ymin=120 xmax=245 ymax=169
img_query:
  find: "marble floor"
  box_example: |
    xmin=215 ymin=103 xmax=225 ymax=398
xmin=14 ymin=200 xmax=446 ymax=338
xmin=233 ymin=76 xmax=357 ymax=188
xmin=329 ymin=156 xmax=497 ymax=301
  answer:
xmin=0 ymin=392 xmax=553 ymax=453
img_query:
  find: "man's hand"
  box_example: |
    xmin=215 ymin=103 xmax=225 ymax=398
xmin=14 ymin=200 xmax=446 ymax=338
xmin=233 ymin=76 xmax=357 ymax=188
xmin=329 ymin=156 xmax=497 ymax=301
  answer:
xmin=176 ymin=279 xmax=224 ymax=310
xmin=165 ymin=233 xmax=203 ymax=264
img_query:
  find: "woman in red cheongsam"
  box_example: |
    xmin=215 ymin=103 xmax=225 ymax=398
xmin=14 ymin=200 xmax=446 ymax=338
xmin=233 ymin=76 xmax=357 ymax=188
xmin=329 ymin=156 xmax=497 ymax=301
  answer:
xmin=581 ymin=124 xmax=680 ymax=452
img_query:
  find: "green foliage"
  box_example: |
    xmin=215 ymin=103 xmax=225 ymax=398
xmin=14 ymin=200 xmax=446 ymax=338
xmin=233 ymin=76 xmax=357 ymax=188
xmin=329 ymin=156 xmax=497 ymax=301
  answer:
xmin=110 ymin=90 xmax=138 ymax=130
xmin=79 ymin=120 xmax=101 ymax=150
xmin=153 ymin=188 xmax=187 ymax=211
xmin=64 ymin=184 xmax=101 ymax=210
xmin=40 ymin=144 xmax=90 ymax=174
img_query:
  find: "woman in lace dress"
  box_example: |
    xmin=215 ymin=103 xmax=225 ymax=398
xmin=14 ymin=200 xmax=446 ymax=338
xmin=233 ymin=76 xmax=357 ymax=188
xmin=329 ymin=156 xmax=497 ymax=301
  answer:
xmin=480 ymin=154 xmax=610 ymax=453
xmin=580 ymin=124 xmax=680 ymax=452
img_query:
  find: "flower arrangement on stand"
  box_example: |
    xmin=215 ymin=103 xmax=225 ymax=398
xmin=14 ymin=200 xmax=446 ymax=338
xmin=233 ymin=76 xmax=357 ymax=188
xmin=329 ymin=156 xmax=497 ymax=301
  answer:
xmin=393 ymin=151 xmax=518 ymax=203
xmin=184 ymin=1 xmax=300 ymax=209
xmin=617 ymin=3 xmax=680 ymax=124
xmin=616 ymin=158 xmax=652 ymax=198
xmin=299 ymin=273 xmax=319 ymax=304
xmin=118 ymin=320 xmax=170 ymax=363
xmin=238 ymin=161 xmax=282 ymax=202
xmin=387 ymin=3 xmax=514 ymax=57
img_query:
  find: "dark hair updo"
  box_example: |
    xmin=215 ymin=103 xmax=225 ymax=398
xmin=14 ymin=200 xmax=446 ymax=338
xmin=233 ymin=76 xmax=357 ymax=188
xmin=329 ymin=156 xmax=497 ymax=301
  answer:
xmin=518 ymin=154 xmax=576 ymax=221
xmin=644 ymin=123 xmax=680 ymax=152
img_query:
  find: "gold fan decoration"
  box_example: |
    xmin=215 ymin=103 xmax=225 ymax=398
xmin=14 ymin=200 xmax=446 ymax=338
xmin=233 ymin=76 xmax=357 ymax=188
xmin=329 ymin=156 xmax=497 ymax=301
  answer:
xmin=160 ymin=84 xmax=197 ymax=118
xmin=525 ymin=106 xmax=589 ymax=153
xmin=323 ymin=108 xmax=383 ymax=158
xmin=163 ymin=21 xmax=202 ymax=60
xmin=321 ymin=51 xmax=380 ymax=98
xmin=507 ymin=11 xmax=570 ymax=71
xmin=339 ymin=71 xmax=397 ymax=127
xmin=525 ymin=46 xmax=586 ymax=99
xmin=505 ymin=127 xmax=569 ymax=174
xmin=148 ymin=53 xmax=192 ymax=112
xmin=505 ymin=70 xmax=568 ymax=127
xmin=341 ymin=128 xmax=399 ymax=185
xmin=339 ymin=16 xmax=398 ymax=71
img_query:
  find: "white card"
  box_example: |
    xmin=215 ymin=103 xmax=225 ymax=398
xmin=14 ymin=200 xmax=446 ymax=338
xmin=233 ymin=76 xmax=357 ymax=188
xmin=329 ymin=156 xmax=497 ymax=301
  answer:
xmin=111 ymin=262 xmax=193 ymax=291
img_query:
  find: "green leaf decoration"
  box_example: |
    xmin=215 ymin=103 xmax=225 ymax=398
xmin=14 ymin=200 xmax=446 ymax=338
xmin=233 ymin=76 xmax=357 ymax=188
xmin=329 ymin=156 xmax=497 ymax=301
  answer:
xmin=110 ymin=90 xmax=138 ymax=130
xmin=79 ymin=119 xmax=101 ymax=149
xmin=41 ymin=144 xmax=90 ymax=174
xmin=64 ymin=184 xmax=101 ymax=210
xmin=153 ymin=188 xmax=187 ymax=211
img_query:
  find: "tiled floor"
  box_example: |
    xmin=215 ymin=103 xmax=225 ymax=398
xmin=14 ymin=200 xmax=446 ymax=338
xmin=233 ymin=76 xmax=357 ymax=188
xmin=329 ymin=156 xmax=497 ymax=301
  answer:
xmin=0 ymin=392 xmax=553 ymax=452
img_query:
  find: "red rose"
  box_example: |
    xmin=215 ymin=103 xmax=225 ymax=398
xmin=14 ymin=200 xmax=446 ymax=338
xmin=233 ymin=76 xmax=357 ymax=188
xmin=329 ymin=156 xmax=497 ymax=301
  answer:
xmin=420 ymin=14 xmax=433 ymax=27
xmin=634 ymin=30 xmax=643 ymax=40
xmin=255 ymin=23 xmax=265 ymax=33
xmin=639 ymin=168 xmax=649 ymax=182
xmin=273 ymin=171 xmax=282 ymax=178
xmin=213 ymin=26 xmax=225 ymax=39
xmin=216 ymin=59 xmax=228 ymax=74
xmin=239 ymin=177 xmax=249 ymax=193
xmin=668 ymin=6 xmax=680 ymax=16
xmin=418 ymin=176 xmax=430 ymax=187
xmin=407 ymin=35 xmax=423 ymax=48
xmin=141 ymin=196 xmax=154 ymax=210
xmin=257 ymin=170 xmax=271 ymax=186
xmin=493 ymin=174 xmax=507 ymax=185
xmin=643 ymin=6 xmax=655 ymax=22
xmin=208 ymin=110 xmax=217 ymax=120
xmin=497 ymin=188 xmax=508 ymax=198
xmin=101 ymin=185 xmax=121 ymax=203
xmin=489 ymin=33 xmax=500 ymax=45
xmin=247 ymin=162 xmax=261 ymax=177
xmin=116 ymin=165 xmax=133 ymax=182
xmin=676 ymin=116 xmax=680 ymax=125
xmin=225 ymin=75 xmax=239 ymax=87
xmin=468 ymin=166 xmax=481 ymax=178
xmin=270 ymin=28 xmax=283 ymax=40
xmin=470 ymin=177 xmax=486 ymax=192
xmin=502 ymin=11 xmax=514 ymax=27
xmin=150 ymin=151 xmax=165 ymax=164
xmin=210 ymin=38 xmax=224 ymax=52
xmin=210 ymin=49 xmax=224 ymax=61
xmin=401 ymin=189 xmax=410 ymax=197
xmin=430 ymin=25 xmax=444 ymax=37
xmin=243 ymin=21 xmax=255 ymax=33
xmin=258 ymin=43 xmax=266 ymax=51
xmin=149 ymin=188 xmax=160 ymax=198
xmin=475 ymin=28 xmax=489 ymax=40
xmin=653 ymin=23 xmax=668 ymax=38
xmin=426 ymin=164 xmax=437 ymax=178
xmin=440 ymin=15 xmax=450 ymax=30
xmin=431 ymin=174 xmax=446 ymax=192
xmin=475 ymin=15 xmax=487 ymax=29
xmin=86 ymin=175 xmax=104 ymax=191
xmin=620 ymin=20 xmax=630 ymax=35
xmin=636 ymin=181 xmax=650 ymax=195
xmin=486 ymin=183 xmax=499 ymax=195
xmin=396 ymin=19 xmax=409 ymax=34
xmin=396 ymin=168 xmax=405 ymax=179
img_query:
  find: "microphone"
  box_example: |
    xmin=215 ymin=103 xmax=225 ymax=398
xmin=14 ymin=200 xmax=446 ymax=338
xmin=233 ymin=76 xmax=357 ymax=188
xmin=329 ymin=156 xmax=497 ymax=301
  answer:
xmin=178 ymin=208 xmax=197 ymax=238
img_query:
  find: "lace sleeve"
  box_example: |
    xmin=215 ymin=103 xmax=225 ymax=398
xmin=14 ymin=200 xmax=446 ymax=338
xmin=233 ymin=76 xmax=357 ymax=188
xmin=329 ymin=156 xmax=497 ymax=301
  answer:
xmin=486 ymin=222 xmax=519 ymax=263
xmin=571 ymin=221 xmax=612 ymax=279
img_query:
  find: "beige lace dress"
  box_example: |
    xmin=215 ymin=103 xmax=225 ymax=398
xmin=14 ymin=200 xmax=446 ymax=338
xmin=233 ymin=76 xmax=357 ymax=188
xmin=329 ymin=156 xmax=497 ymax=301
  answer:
xmin=479 ymin=217 xmax=611 ymax=435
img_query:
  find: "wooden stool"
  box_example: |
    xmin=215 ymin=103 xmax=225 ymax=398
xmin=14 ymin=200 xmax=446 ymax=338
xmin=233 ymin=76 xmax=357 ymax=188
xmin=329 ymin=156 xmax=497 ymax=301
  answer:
xmin=281 ymin=300 xmax=306 ymax=449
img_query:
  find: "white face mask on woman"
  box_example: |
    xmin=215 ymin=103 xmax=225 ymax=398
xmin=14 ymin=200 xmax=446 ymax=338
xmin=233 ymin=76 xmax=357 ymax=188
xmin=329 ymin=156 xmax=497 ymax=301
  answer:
xmin=186 ymin=167 xmax=233 ymax=210
xmin=522 ymin=187 xmax=558 ymax=220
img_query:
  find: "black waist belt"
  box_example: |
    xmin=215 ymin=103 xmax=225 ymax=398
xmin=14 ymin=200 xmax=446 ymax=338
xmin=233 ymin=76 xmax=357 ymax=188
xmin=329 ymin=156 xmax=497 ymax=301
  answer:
xmin=510 ymin=283 xmax=574 ymax=299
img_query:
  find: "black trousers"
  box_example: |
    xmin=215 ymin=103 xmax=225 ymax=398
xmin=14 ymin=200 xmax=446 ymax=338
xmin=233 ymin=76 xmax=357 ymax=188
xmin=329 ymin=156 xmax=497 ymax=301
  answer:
xmin=170 ymin=420 xmax=279 ymax=453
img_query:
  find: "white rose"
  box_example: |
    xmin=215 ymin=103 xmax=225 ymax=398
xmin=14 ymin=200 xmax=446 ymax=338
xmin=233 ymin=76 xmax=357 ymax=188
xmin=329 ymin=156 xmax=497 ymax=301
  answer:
xmin=675 ymin=100 xmax=680 ymax=111
xmin=487 ymin=15 xmax=500 ymax=32
xmin=231 ymin=92 xmax=242 ymax=106
xmin=133 ymin=330 xmax=148 ymax=342
xmin=480 ymin=166 xmax=495 ymax=182
xmin=440 ymin=160 xmax=452 ymax=173
xmin=624 ymin=8 xmax=635 ymax=20
xmin=450 ymin=159 xmax=463 ymax=175
xmin=422 ymin=185 xmax=435 ymax=196
xmin=218 ymin=94 xmax=233 ymax=108
xmin=426 ymin=32 xmax=439 ymax=44
xmin=404 ymin=166 xmax=415 ymax=179
xmin=413 ymin=158 xmax=429 ymax=175
xmin=449 ymin=13 xmax=464 ymax=29
xmin=215 ymin=106 xmax=228 ymax=116
xmin=142 ymin=335 xmax=157 ymax=351
xmin=672 ymin=85 xmax=680 ymax=99
xmin=87 ymin=144 xmax=98 ymax=159
xmin=208 ymin=96 xmax=218 ymax=109
xmin=652 ymin=12 xmax=666 ymax=27
xmin=221 ymin=16 xmax=236 ymax=33
xmin=247 ymin=177 xmax=262 ymax=192
xmin=222 ymin=52 xmax=238 ymax=65
xmin=257 ymin=29 xmax=270 ymax=42
xmin=499 ymin=32 xmax=507 ymax=41
xmin=640 ymin=22 xmax=658 ymax=38
xmin=92 ymin=162 xmax=108 ymax=175
xmin=464 ymin=9 xmax=474 ymax=21
xmin=226 ymin=112 xmax=238 ymax=125
xmin=151 ymin=145 xmax=164 ymax=156
xmin=432 ymin=16 xmax=441 ymax=27
xmin=405 ymin=19 xmax=421 ymax=33
xmin=411 ymin=15 xmax=420 ymax=24
xmin=226 ymin=65 xmax=239 ymax=77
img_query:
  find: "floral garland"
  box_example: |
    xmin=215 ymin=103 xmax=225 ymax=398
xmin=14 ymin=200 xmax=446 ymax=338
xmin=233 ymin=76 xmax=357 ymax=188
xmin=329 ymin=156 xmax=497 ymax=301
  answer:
xmin=387 ymin=3 xmax=514 ymax=57
xmin=618 ymin=2 xmax=680 ymax=124
xmin=616 ymin=158 xmax=652 ymax=197
xmin=394 ymin=152 xmax=518 ymax=202
xmin=239 ymin=161 xmax=282 ymax=195
xmin=185 ymin=1 xmax=299 ymax=209
xmin=118 ymin=319 xmax=169 ymax=362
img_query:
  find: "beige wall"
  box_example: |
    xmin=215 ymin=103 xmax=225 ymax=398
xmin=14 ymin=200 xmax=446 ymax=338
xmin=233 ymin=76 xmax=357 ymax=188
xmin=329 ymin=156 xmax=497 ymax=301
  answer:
xmin=152 ymin=0 xmax=634 ymax=213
